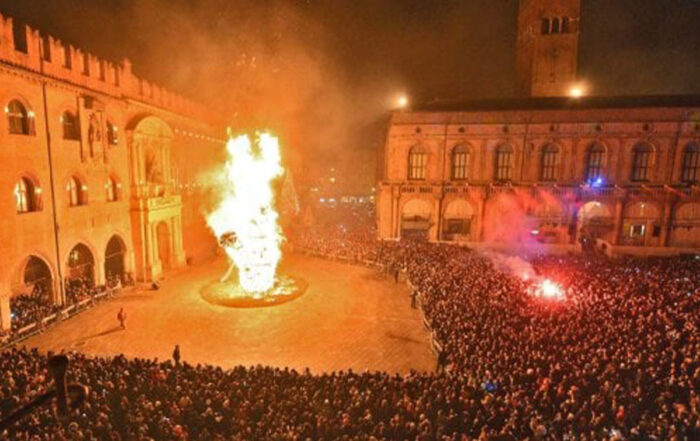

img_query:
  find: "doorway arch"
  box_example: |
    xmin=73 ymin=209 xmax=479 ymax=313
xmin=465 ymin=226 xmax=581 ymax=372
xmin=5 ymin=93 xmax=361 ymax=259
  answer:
xmin=104 ymin=235 xmax=127 ymax=282
xmin=66 ymin=243 xmax=95 ymax=285
xmin=157 ymin=221 xmax=172 ymax=270
xmin=442 ymin=198 xmax=475 ymax=241
xmin=401 ymin=198 xmax=433 ymax=239
xmin=18 ymin=255 xmax=54 ymax=299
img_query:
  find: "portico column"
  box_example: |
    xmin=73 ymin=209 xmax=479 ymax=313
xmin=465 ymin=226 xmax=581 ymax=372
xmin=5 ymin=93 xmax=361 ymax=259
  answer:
xmin=612 ymin=199 xmax=624 ymax=245
xmin=476 ymin=197 xmax=486 ymax=242
xmin=392 ymin=187 xmax=400 ymax=239
xmin=173 ymin=216 xmax=186 ymax=267
xmin=431 ymin=196 xmax=440 ymax=242
xmin=659 ymin=199 xmax=673 ymax=247
xmin=393 ymin=194 xmax=401 ymax=239
xmin=0 ymin=295 xmax=10 ymax=332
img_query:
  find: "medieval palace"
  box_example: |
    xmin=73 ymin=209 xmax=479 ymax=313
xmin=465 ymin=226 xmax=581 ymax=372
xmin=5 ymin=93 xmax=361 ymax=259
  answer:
xmin=0 ymin=14 xmax=224 ymax=329
xmin=377 ymin=0 xmax=700 ymax=256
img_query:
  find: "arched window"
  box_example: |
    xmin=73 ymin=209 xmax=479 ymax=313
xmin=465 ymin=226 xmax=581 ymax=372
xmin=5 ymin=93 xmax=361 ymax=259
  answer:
xmin=106 ymin=121 xmax=118 ymax=145
xmin=541 ymin=18 xmax=550 ymax=35
xmin=551 ymin=17 xmax=560 ymax=34
xmin=7 ymin=100 xmax=33 ymax=135
xmin=495 ymin=145 xmax=514 ymax=181
xmin=561 ymin=17 xmax=570 ymax=33
xmin=62 ymin=111 xmax=80 ymax=140
xmin=68 ymin=176 xmax=87 ymax=207
xmin=631 ymin=143 xmax=653 ymax=182
xmin=681 ymin=143 xmax=700 ymax=184
xmin=586 ymin=143 xmax=605 ymax=182
xmin=106 ymin=176 xmax=120 ymax=202
xmin=541 ymin=144 xmax=559 ymax=181
xmin=408 ymin=146 xmax=427 ymax=180
xmin=15 ymin=177 xmax=40 ymax=213
xmin=451 ymin=145 xmax=470 ymax=180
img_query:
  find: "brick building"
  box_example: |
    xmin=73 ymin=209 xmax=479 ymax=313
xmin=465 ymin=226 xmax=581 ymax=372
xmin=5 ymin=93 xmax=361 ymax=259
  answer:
xmin=0 ymin=14 xmax=225 ymax=329
xmin=377 ymin=0 xmax=700 ymax=256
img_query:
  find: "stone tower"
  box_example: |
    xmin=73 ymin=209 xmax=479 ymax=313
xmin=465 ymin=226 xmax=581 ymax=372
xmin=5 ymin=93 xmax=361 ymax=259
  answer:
xmin=516 ymin=0 xmax=581 ymax=97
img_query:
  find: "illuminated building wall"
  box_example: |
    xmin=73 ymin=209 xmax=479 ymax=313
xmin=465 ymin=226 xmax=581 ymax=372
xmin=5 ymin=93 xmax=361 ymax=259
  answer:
xmin=377 ymin=98 xmax=700 ymax=256
xmin=0 ymin=14 xmax=224 ymax=329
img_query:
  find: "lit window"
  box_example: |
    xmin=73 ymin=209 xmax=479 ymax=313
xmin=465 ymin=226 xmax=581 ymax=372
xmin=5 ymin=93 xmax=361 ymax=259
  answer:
xmin=541 ymin=144 xmax=559 ymax=181
xmin=631 ymin=143 xmax=653 ymax=182
xmin=106 ymin=176 xmax=120 ymax=202
xmin=681 ymin=143 xmax=700 ymax=184
xmin=562 ymin=17 xmax=570 ymax=33
xmin=7 ymin=100 xmax=33 ymax=135
xmin=495 ymin=145 xmax=513 ymax=181
xmin=62 ymin=111 xmax=80 ymax=140
xmin=68 ymin=176 xmax=87 ymax=207
xmin=15 ymin=177 xmax=40 ymax=213
xmin=451 ymin=145 xmax=469 ymax=180
xmin=585 ymin=143 xmax=605 ymax=183
xmin=106 ymin=121 xmax=119 ymax=145
xmin=541 ymin=18 xmax=550 ymax=35
xmin=408 ymin=147 xmax=427 ymax=180
xmin=551 ymin=17 xmax=560 ymax=34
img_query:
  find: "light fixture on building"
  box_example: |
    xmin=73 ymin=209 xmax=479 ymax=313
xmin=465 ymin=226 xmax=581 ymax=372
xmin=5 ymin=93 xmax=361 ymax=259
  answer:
xmin=397 ymin=95 xmax=409 ymax=108
xmin=569 ymin=86 xmax=584 ymax=98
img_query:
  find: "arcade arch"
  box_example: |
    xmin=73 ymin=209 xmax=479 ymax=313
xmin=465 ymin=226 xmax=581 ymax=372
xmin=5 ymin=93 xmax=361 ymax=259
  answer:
xmin=669 ymin=202 xmax=700 ymax=248
xmin=104 ymin=235 xmax=127 ymax=281
xmin=401 ymin=198 xmax=433 ymax=239
xmin=621 ymin=201 xmax=661 ymax=246
xmin=577 ymin=201 xmax=614 ymax=243
xmin=442 ymin=198 xmax=475 ymax=241
xmin=66 ymin=243 xmax=95 ymax=286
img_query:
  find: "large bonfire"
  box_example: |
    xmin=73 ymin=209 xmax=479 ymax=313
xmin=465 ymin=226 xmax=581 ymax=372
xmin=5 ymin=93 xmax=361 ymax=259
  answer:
xmin=206 ymin=132 xmax=284 ymax=295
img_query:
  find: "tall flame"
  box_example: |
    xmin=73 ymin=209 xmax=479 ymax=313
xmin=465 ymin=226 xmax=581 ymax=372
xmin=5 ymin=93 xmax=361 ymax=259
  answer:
xmin=206 ymin=132 xmax=284 ymax=294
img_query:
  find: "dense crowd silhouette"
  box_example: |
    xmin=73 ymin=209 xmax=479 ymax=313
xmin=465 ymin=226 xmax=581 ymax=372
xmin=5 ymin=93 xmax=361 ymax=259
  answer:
xmin=1 ymin=204 xmax=699 ymax=440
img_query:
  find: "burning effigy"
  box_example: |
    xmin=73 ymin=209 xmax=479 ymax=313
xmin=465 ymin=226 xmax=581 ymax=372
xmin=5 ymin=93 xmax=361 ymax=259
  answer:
xmin=202 ymin=132 xmax=306 ymax=307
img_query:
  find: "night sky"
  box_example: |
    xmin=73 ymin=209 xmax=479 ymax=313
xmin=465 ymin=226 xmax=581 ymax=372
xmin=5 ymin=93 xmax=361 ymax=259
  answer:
xmin=2 ymin=0 xmax=699 ymax=191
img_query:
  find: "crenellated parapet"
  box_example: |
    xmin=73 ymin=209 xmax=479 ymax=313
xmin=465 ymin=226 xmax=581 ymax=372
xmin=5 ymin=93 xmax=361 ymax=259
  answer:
xmin=0 ymin=12 xmax=220 ymax=125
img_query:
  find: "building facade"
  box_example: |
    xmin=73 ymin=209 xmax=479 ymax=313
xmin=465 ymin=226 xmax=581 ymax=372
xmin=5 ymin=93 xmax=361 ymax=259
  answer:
xmin=0 ymin=14 xmax=224 ymax=329
xmin=377 ymin=0 xmax=700 ymax=256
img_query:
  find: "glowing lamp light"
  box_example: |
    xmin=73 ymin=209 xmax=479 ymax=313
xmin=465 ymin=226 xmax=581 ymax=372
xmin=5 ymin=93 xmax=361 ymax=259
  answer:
xmin=569 ymin=87 xmax=583 ymax=98
xmin=591 ymin=177 xmax=604 ymax=188
xmin=397 ymin=95 xmax=409 ymax=108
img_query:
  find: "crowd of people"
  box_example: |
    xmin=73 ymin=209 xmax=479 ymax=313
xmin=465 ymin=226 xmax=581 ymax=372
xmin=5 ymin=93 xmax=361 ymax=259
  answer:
xmin=3 ymin=273 xmax=132 ymax=341
xmin=7 ymin=284 xmax=59 ymax=334
xmin=1 ymin=204 xmax=699 ymax=440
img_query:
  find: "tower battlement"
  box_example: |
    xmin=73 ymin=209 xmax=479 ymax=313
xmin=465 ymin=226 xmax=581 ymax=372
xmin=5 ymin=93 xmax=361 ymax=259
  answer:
xmin=0 ymin=13 xmax=218 ymax=123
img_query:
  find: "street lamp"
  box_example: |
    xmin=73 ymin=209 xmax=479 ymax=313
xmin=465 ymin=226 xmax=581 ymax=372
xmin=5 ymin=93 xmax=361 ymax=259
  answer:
xmin=397 ymin=95 xmax=409 ymax=109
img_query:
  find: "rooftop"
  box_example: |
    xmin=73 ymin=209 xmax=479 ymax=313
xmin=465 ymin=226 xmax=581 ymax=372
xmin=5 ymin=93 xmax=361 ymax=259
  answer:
xmin=407 ymin=95 xmax=700 ymax=113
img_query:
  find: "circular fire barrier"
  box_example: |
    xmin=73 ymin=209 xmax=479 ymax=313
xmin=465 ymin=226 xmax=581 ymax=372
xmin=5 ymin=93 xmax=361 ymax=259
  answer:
xmin=200 ymin=274 xmax=308 ymax=308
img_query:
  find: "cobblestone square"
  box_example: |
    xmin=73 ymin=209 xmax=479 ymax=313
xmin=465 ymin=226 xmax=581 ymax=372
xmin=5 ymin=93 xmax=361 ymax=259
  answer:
xmin=19 ymin=254 xmax=436 ymax=374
